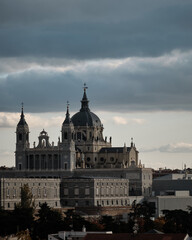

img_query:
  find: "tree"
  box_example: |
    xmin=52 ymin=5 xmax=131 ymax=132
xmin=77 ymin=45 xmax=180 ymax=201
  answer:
xmin=187 ymin=206 xmax=192 ymax=236
xmin=13 ymin=184 xmax=35 ymax=234
xmin=128 ymin=200 xmax=155 ymax=232
xmin=33 ymin=202 xmax=64 ymax=239
xmin=0 ymin=206 xmax=14 ymax=236
xmin=18 ymin=184 xmax=35 ymax=209
xmin=163 ymin=209 xmax=189 ymax=233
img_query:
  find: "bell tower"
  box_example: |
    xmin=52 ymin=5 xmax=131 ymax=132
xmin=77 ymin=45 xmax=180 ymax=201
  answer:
xmin=61 ymin=103 xmax=76 ymax=170
xmin=15 ymin=104 xmax=29 ymax=170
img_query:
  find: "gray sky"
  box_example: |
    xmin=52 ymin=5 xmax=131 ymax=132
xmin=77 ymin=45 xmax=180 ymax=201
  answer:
xmin=0 ymin=0 xmax=192 ymax=169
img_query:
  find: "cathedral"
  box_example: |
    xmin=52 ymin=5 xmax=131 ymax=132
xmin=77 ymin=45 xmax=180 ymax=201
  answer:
xmin=0 ymin=87 xmax=152 ymax=210
xmin=15 ymin=86 xmax=140 ymax=171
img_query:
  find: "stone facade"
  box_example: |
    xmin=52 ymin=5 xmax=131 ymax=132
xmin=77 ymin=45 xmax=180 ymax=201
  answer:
xmin=0 ymin=178 xmax=60 ymax=210
xmin=60 ymin=177 xmax=129 ymax=207
xmin=15 ymin=87 xmax=140 ymax=171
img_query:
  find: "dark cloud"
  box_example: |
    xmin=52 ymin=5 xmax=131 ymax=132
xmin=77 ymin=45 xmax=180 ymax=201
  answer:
xmin=1 ymin=0 xmax=192 ymax=113
xmin=0 ymin=1 xmax=192 ymax=59
xmin=0 ymin=51 xmax=192 ymax=113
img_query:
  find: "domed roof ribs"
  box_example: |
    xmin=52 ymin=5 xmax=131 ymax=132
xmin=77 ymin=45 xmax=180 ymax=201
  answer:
xmin=80 ymin=83 xmax=90 ymax=112
xmin=17 ymin=103 xmax=28 ymax=126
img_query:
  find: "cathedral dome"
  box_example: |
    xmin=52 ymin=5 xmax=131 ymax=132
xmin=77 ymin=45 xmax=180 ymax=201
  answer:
xmin=71 ymin=111 xmax=101 ymax=127
xmin=71 ymin=86 xmax=102 ymax=127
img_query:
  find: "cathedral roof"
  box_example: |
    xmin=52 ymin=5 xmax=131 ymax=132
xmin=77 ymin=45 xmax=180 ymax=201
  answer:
xmin=99 ymin=147 xmax=131 ymax=153
xmin=17 ymin=104 xmax=28 ymax=126
xmin=71 ymin=86 xmax=102 ymax=127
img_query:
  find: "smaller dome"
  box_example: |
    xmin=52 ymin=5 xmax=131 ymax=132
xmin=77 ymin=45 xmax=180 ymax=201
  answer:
xmin=40 ymin=129 xmax=47 ymax=135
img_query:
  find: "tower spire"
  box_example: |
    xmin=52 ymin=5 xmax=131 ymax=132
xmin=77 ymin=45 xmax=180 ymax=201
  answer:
xmin=21 ymin=102 xmax=24 ymax=117
xmin=17 ymin=103 xmax=27 ymax=126
xmin=81 ymin=83 xmax=89 ymax=111
xmin=63 ymin=101 xmax=71 ymax=124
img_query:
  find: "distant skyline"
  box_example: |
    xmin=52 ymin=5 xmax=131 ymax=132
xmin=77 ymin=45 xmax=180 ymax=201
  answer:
xmin=1 ymin=0 xmax=192 ymax=169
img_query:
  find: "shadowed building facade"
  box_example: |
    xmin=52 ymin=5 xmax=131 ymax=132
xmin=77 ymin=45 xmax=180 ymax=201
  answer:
xmin=15 ymin=87 xmax=140 ymax=171
xmin=0 ymin=87 xmax=152 ymax=210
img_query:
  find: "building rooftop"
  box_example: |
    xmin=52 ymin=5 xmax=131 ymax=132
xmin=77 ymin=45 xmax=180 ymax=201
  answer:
xmin=83 ymin=233 xmax=188 ymax=240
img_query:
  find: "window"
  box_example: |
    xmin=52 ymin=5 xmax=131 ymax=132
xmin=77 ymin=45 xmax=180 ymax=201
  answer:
xmin=19 ymin=133 xmax=22 ymax=141
xmin=13 ymin=189 xmax=17 ymax=197
xmin=96 ymin=188 xmax=99 ymax=196
xmin=64 ymin=188 xmax=69 ymax=196
xmin=8 ymin=203 xmax=10 ymax=208
xmin=77 ymin=132 xmax=81 ymax=140
xmin=55 ymin=188 xmax=57 ymax=197
xmin=64 ymin=132 xmax=68 ymax=140
xmin=32 ymin=188 xmax=35 ymax=196
xmin=85 ymin=188 xmax=90 ymax=195
xmin=86 ymin=201 xmax=89 ymax=206
xmin=101 ymin=188 xmax=104 ymax=196
xmin=64 ymin=163 xmax=67 ymax=170
xmin=74 ymin=188 xmax=79 ymax=195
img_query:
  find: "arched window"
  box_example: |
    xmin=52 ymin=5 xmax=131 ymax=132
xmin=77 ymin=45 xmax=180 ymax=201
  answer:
xmin=64 ymin=132 xmax=68 ymax=140
xmin=19 ymin=134 xmax=22 ymax=141
xmin=77 ymin=132 xmax=81 ymax=140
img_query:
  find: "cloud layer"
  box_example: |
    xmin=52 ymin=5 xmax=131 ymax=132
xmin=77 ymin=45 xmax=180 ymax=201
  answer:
xmin=141 ymin=142 xmax=192 ymax=153
xmin=0 ymin=112 xmax=63 ymax=128
xmin=0 ymin=50 xmax=192 ymax=112
xmin=1 ymin=0 xmax=192 ymax=59
xmin=1 ymin=1 xmax=192 ymax=113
